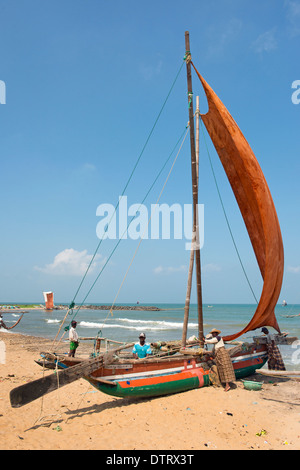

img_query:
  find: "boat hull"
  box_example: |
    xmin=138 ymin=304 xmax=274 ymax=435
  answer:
xmin=87 ymin=363 xmax=211 ymax=398
xmin=86 ymin=345 xmax=268 ymax=399
xmin=38 ymin=344 xmax=268 ymax=399
xmin=231 ymin=348 xmax=268 ymax=379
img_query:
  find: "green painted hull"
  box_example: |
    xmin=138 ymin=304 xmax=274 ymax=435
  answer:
xmin=80 ymin=344 xmax=269 ymax=400
xmin=234 ymin=357 xmax=267 ymax=379
xmin=87 ymin=373 xmax=211 ymax=399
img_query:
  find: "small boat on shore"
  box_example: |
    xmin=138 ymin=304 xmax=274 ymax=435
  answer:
xmin=33 ymin=337 xmax=268 ymax=399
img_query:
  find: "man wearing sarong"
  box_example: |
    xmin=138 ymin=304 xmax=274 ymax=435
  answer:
xmin=204 ymin=328 xmax=236 ymax=392
xmin=68 ymin=320 xmax=79 ymax=357
xmin=261 ymin=327 xmax=286 ymax=371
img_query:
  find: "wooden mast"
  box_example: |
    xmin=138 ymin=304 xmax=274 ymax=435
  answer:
xmin=184 ymin=31 xmax=204 ymax=346
xmin=182 ymin=96 xmax=200 ymax=346
xmin=196 ymin=95 xmax=200 ymax=176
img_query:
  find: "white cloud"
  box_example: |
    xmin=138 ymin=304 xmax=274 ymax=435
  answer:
xmin=35 ymin=248 xmax=104 ymax=276
xmin=287 ymin=265 xmax=300 ymax=273
xmin=153 ymin=265 xmax=187 ymax=275
xmin=205 ymin=18 xmax=243 ymax=57
xmin=70 ymin=163 xmax=97 ymax=180
xmin=82 ymin=163 xmax=96 ymax=171
xmin=139 ymin=58 xmax=163 ymax=81
xmin=252 ymin=29 xmax=277 ymax=54
xmin=285 ymin=0 xmax=300 ymax=37
xmin=202 ymin=263 xmax=221 ymax=273
xmin=153 ymin=263 xmax=221 ymax=275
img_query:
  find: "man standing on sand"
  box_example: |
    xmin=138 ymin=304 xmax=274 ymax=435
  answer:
xmin=68 ymin=320 xmax=79 ymax=357
xmin=132 ymin=333 xmax=152 ymax=359
xmin=204 ymin=328 xmax=236 ymax=392
xmin=261 ymin=327 xmax=286 ymax=371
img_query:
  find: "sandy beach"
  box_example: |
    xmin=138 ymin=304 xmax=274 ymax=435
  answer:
xmin=0 ymin=331 xmax=299 ymax=451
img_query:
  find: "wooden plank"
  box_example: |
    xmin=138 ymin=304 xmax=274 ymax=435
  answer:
xmin=105 ymin=364 xmax=133 ymax=369
xmin=253 ymin=335 xmax=298 ymax=345
xmin=89 ymin=377 xmax=117 ymax=386
xmin=256 ymin=369 xmax=300 ymax=376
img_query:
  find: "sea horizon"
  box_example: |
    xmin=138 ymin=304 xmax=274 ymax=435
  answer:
xmin=1 ymin=302 xmax=299 ymax=370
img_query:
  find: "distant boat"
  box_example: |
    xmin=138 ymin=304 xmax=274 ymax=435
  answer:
xmin=282 ymin=300 xmax=287 ymax=307
xmin=280 ymin=313 xmax=300 ymax=318
xmin=43 ymin=291 xmax=54 ymax=310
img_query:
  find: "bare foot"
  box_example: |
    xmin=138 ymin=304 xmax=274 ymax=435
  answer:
xmin=224 ymin=384 xmax=231 ymax=392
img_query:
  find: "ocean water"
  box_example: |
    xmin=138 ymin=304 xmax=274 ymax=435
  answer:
xmin=2 ymin=303 xmax=300 ymax=370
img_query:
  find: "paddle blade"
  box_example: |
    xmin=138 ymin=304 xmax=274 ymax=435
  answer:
xmin=10 ymin=356 xmax=104 ymax=408
xmin=10 ymin=342 xmax=134 ymax=408
xmin=10 ymin=373 xmax=63 ymax=408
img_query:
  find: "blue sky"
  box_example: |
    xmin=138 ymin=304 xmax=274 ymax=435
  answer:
xmin=0 ymin=0 xmax=299 ymax=305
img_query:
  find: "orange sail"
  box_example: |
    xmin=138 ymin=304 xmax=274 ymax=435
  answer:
xmin=192 ymin=63 xmax=284 ymax=341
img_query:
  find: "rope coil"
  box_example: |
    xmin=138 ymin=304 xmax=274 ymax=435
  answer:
xmin=184 ymin=51 xmax=192 ymax=64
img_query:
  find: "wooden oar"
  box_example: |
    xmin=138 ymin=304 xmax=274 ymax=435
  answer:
xmin=10 ymin=342 xmax=134 ymax=408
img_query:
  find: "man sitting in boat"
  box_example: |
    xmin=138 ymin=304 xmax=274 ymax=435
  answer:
xmin=261 ymin=327 xmax=286 ymax=371
xmin=204 ymin=328 xmax=236 ymax=392
xmin=132 ymin=333 xmax=152 ymax=359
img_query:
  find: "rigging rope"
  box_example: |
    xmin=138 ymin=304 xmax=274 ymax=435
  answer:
xmin=52 ymin=59 xmax=186 ymax=347
xmin=100 ymin=125 xmax=190 ymax=329
xmin=199 ymin=118 xmax=259 ymax=304
xmin=68 ymin=59 xmax=186 ymax=310
xmin=72 ymin=125 xmax=190 ymax=318
xmin=52 ymin=123 xmax=190 ymax=349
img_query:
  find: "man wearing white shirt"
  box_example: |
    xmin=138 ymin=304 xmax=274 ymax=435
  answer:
xmin=68 ymin=320 xmax=79 ymax=357
xmin=204 ymin=328 xmax=236 ymax=392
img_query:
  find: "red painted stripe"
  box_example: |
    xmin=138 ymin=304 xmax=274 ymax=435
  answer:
xmin=191 ymin=366 xmax=205 ymax=387
xmin=233 ymin=356 xmax=264 ymax=371
xmin=118 ymin=367 xmax=208 ymax=389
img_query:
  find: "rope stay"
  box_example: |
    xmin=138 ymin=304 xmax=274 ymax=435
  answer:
xmin=52 ymin=123 xmax=190 ymax=348
xmin=102 ymin=125 xmax=190 ymax=327
xmin=50 ymin=58 xmax=187 ymax=348
xmin=67 ymin=59 xmax=186 ymax=310
xmin=72 ymin=125 xmax=190 ymax=316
